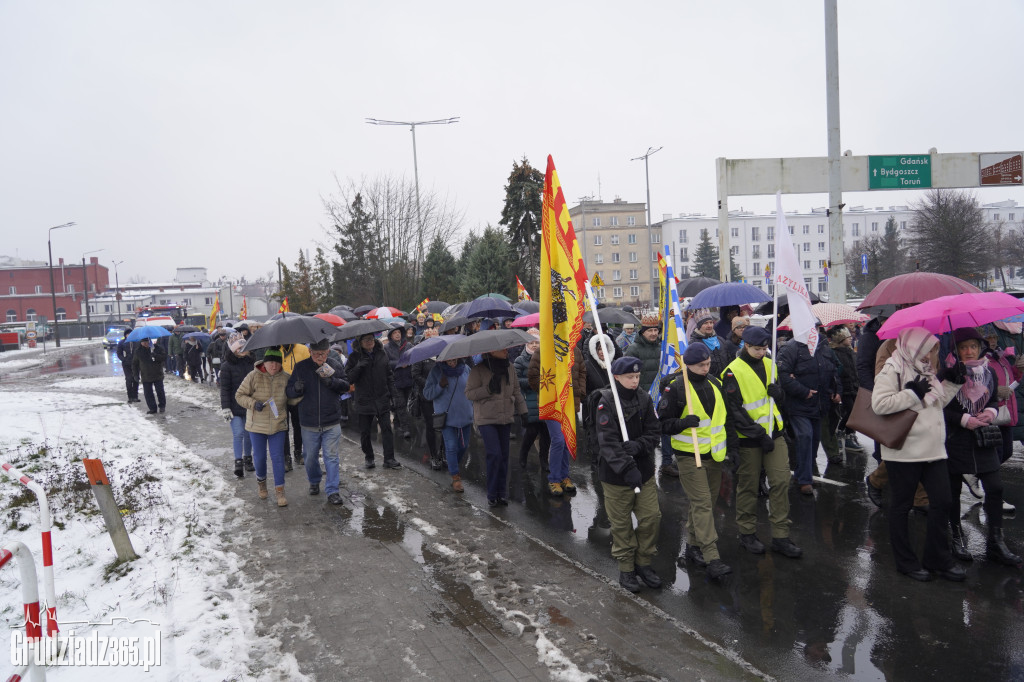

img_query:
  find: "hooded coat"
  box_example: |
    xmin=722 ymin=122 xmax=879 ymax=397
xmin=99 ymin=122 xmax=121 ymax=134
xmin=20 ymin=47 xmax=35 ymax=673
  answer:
xmin=345 ymin=338 xmax=398 ymax=416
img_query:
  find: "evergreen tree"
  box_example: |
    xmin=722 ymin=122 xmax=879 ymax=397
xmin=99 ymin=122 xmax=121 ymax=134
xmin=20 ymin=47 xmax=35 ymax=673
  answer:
xmin=421 ymin=234 xmax=459 ymax=302
xmin=332 ymin=193 xmax=382 ymax=306
xmin=729 ymin=255 xmax=743 ymax=281
xmin=331 ymin=262 xmax=345 ymax=308
xmin=289 ymin=250 xmax=316 ymax=313
xmin=311 ymin=247 xmax=335 ymax=311
xmin=277 ymin=264 xmax=295 ymax=310
xmin=692 ymin=229 xmax=719 ymax=277
xmin=460 ymin=226 xmax=513 ymax=300
xmin=456 ymin=230 xmax=480 ymax=295
xmin=499 ymin=157 xmax=545 ymax=296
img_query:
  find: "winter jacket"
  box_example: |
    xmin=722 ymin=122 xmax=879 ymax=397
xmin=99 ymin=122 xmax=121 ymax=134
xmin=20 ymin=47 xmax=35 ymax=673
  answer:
xmin=624 ymin=334 xmax=662 ymax=392
xmin=985 ymin=348 xmax=1021 ymax=428
xmin=466 ymin=357 xmax=527 ymax=426
xmin=595 ymin=383 xmax=661 ymax=486
xmin=514 ymin=350 xmax=540 ymax=422
xmin=384 ymin=338 xmax=412 ymax=388
xmin=832 ymin=344 xmax=859 ymax=403
xmin=344 ymin=340 xmax=397 ymax=416
xmin=185 ymin=342 xmax=203 ymax=371
xmin=280 ymin=344 xmax=310 ymax=374
xmin=776 ymin=334 xmax=840 ymax=418
xmin=235 ymin=364 xmax=300 ymax=435
xmin=721 ymin=351 xmax=783 ymax=444
xmin=208 ymin=334 xmax=227 ymax=367
xmin=527 ymin=345 xmax=586 ymax=413
xmin=943 ymin=366 xmax=1002 ymax=475
xmin=220 ymin=351 xmax=255 ymax=417
xmin=657 ymin=370 xmax=738 ymax=460
xmin=687 ymin=329 xmax=732 ymax=380
xmin=169 ymin=333 xmax=182 ymax=357
xmin=411 ymin=358 xmax=436 ymax=402
xmin=872 ymin=360 xmax=961 ymax=464
xmin=286 ymin=356 xmax=350 ymax=429
xmin=423 ymin=363 xmax=474 ymax=428
xmin=132 ymin=343 xmax=167 ymax=383
xmin=855 ymin=319 xmax=883 ymax=391
xmin=116 ymin=339 xmax=136 ymax=377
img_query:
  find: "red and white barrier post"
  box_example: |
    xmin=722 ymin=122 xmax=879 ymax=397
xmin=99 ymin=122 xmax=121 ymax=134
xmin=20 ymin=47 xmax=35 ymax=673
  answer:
xmin=0 ymin=540 xmax=45 ymax=681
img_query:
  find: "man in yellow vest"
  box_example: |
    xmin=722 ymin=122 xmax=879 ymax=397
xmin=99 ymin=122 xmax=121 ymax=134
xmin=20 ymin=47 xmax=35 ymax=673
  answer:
xmin=721 ymin=326 xmax=803 ymax=559
xmin=659 ymin=343 xmax=736 ymax=580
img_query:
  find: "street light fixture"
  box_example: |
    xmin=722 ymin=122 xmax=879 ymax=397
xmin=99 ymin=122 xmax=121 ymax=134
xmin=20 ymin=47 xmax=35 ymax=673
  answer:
xmin=82 ymin=248 xmax=104 ymax=339
xmin=631 ymin=147 xmax=662 ymax=303
xmin=365 ymin=116 xmax=460 ymax=299
xmin=47 ymin=221 xmax=76 ymax=348
xmin=112 ymin=260 xmax=125 ymax=322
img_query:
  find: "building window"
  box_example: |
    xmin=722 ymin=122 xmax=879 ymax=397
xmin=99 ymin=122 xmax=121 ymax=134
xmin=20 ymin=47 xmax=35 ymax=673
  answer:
xmin=612 ymin=253 xmax=620 ymax=263
xmin=871 ymin=221 xmax=879 ymax=232
xmin=851 ymin=223 xmax=860 ymax=236
xmin=26 ymin=308 xmax=37 ymax=322
xmin=595 ymin=254 xmax=604 ymax=264
xmin=900 ymin=221 xmax=907 ymax=230
xmin=651 ymin=251 xmax=658 ymax=262
xmin=594 ymin=235 xmax=603 ymax=246
xmin=819 ymin=259 xmax=828 ymax=268
xmin=5 ymin=310 xmax=15 ymax=323
xmin=630 ymin=286 xmax=640 ymax=297
xmin=613 ymin=270 xmax=621 ymax=281
xmin=1010 ymin=213 xmax=1016 ymax=221
xmin=680 ymin=247 xmax=688 ymax=260
xmin=613 ymin=287 xmax=623 ymax=299
xmin=767 ymin=244 xmax=775 ymax=258
xmin=678 ymin=230 xmax=687 ymax=243
xmin=751 ymin=226 xmax=760 ymax=241
xmin=629 ymin=269 xmax=638 ymax=280
xmin=103 ymin=304 xmax=111 ymax=313
xmin=595 ymin=287 xmax=605 ymax=299
xmin=629 ymin=252 xmax=637 ymax=262
xmin=627 ymin=216 xmax=636 ymax=226
xmin=803 ymin=225 xmax=810 ymax=234
xmin=127 ymin=304 xmax=134 ymax=311
xmin=818 ymin=242 xmax=826 ymax=252
xmin=731 ymin=227 xmax=739 ymax=238
xmin=67 ymin=284 xmax=75 ymax=294
xmin=7 ymin=286 xmax=14 ymax=295
xmin=610 ymin=216 xmax=619 ymax=226
xmin=651 ymin=232 xmax=660 ymax=243
xmin=802 ymin=243 xmax=810 ymax=251
xmin=818 ymin=278 xmax=828 ymax=292
xmin=788 ymin=226 xmax=795 ymax=235
xmin=752 ymin=245 xmax=761 ymax=259
xmin=610 ymin=234 xmax=620 ymax=245
xmin=592 ymin=217 xmax=601 ymax=227
xmin=803 ymin=260 xmax=811 ymax=269
xmin=994 ymin=213 xmax=1001 ymax=221
xmin=205 ymin=297 xmax=213 ymax=305
xmin=730 ymin=246 xmax=739 ymax=256
xmin=34 ymin=285 xmax=42 ymax=294
xmin=818 ymin=224 xmax=825 ymax=234
xmin=628 ymin=233 xmax=637 ymax=244
xmin=767 ymin=226 xmax=774 ymax=241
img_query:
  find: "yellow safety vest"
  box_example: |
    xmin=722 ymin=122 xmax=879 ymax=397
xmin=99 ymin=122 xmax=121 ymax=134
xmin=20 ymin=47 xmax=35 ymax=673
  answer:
xmin=670 ymin=378 xmax=727 ymax=462
xmin=723 ymin=357 xmax=784 ymax=434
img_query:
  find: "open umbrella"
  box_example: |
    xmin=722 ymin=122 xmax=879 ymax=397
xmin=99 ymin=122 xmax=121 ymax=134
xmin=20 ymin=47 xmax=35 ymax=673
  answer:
xmin=435 ymin=329 xmax=535 ymax=361
xmin=877 ymin=292 xmax=1024 ymax=339
xmin=583 ymin=307 xmax=641 ymax=326
xmin=513 ymin=300 xmax=540 ymax=314
xmin=476 ymin=292 xmax=512 ymax=302
xmin=353 ymin=304 xmax=377 ymax=316
xmin=461 ymin=296 xmax=517 ymax=319
xmin=314 ymin=313 xmax=346 ymax=327
xmin=266 ymin=311 xmax=308 ymax=322
xmin=173 ymin=325 xmax=199 ymax=333
xmin=182 ymin=331 xmax=212 ymax=342
xmin=510 ymin=313 xmax=540 ymax=328
xmin=754 ymin=291 xmax=822 ymax=316
xmin=330 ymin=304 xmax=353 ymax=311
xmin=678 ymin=276 xmax=722 ymax=298
xmin=332 ymin=309 xmax=359 ymax=321
xmin=777 ymin=303 xmax=869 ymax=330
xmin=424 ymin=300 xmax=450 ymax=313
xmin=126 ymin=325 xmax=172 ymax=342
xmin=439 ymin=316 xmax=477 ymax=333
xmin=244 ymin=315 xmax=339 ymax=350
xmin=331 ymin=318 xmax=393 ymax=342
xmin=366 ymin=306 xmax=405 ymax=319
xmin=396 ymin=335 xmax=462 ymax=367
xmin=858 ymin=272 xmax=981 ymax=310
xmin=688 ymin=282 xmax=772 ymax=309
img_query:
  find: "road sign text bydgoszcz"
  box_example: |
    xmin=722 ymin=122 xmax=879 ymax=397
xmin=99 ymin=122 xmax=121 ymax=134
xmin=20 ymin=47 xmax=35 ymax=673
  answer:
xmin=869 ymin=155 xmax=932 ymax=190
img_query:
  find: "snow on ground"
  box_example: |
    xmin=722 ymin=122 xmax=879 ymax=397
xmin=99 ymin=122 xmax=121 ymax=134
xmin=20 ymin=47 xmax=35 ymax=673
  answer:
xmin=0 ymin=340 xmax=100 ymax=375
xmin=57 ymin=375 xmax=219 ymax=410
xmin=0 ymin=386 xmax=305 ymax=680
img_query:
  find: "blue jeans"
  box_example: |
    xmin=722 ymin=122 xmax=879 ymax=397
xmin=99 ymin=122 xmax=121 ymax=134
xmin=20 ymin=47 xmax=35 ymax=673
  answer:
xmin=789 ymin=415 xmax=821 ymax=485
xmin=442 ymin=425 xmax=472 ymax=475
xmin=546 ymin=420 xmax=570 ymax=484
xmin=302 ymin=425 xmax=341 ymax=495
xmin=230 ymin=416 xmax=252 ymax=461
xmin=479 ymin=423 xmax=511 ymax=502
xmin=661 ymin=434 xmax=675 ymax=466
xmin=249 ymin=431 xmax=287 ymax=486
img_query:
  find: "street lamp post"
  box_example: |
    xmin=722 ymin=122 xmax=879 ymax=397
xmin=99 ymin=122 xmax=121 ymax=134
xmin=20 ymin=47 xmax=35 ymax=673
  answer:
xmin=112 ymin=260 xmax=124 ymax=322
xmin=631 ymin=147 xmax=662 ymax=302
xmin=82 ymin=248 xmax=104 ymax=339
xmin=47 ymin=222 xmax=76 ymax=348
xmin=365 ymin=116 xmax=459 ymax=299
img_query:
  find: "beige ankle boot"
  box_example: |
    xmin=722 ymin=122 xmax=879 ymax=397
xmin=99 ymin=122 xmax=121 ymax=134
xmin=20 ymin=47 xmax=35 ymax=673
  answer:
xmin=275 ymin=485 xmax=287 ymax=507
xmin=451 ymin=474 xmax=464 ymax=493
xmin=257 ymin=478 xmax=268 ymax=500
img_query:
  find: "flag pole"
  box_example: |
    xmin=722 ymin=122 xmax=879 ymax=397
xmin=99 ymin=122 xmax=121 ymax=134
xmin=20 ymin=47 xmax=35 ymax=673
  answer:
xmin=584 ymin=281 xmax=630 ymax=444
xmin=767 ymin=264 xmax=779 ymax=438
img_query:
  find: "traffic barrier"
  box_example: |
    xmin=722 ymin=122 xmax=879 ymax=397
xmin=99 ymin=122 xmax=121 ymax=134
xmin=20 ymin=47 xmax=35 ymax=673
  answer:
xmin=1 ymin=540 xmax=45 ymax=681
xmin=0 ymin=463 xmax=58 ymax=637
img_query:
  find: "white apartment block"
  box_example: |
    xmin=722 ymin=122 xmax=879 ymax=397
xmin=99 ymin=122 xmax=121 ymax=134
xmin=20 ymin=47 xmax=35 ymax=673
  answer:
xmin=656 ymin=199 xmax=1023 ymax=297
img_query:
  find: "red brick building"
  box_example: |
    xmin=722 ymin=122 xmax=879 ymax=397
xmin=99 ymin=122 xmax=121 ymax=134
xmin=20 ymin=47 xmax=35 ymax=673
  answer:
xmin=1 ymin=257 xmax=109 ymax=323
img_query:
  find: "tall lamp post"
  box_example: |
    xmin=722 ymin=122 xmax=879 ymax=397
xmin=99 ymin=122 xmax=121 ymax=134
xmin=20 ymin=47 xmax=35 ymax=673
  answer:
xmin=112 ymin=260 xmax=125 ymax=322
xmin=82 ymin=248 xmax=104 ymax=339
xmin=47 ymin=221 xmax=76 ymax=348
xmin=631 ymin=146 xmax=662 ymax=303
xmin=365 ymin=116 xmax=460 ymax=299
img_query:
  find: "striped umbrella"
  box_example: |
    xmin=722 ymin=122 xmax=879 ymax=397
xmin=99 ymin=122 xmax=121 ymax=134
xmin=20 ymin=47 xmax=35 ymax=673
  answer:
xmin=777 ymin=302 xmax=868 ymax=330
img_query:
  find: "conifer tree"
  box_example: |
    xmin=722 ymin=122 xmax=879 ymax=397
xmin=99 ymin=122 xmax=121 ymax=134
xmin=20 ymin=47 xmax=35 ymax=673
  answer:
xmin=499 ymin=157 xmax=545 ymax=295
xmin=460 ymin=226 xmax=513 ymax=300
xmin=692 ymin=229 xmax=720 ymax=277
xmin=421 ymin=235 xmax=459 ymax=302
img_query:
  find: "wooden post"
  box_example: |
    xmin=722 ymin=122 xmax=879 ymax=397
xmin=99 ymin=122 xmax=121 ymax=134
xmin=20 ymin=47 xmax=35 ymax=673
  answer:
xmin=82 ymin=459 xmax=139 ymax=562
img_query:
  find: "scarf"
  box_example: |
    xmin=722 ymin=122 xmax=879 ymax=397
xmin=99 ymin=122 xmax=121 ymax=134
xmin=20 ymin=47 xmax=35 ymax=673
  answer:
xmin=887 ymin=327 xmax=943 ymax=406
xmin=486 ymin=356 xmax=510 ymax=394
xmin=957 ymin=357 xmax=991 ymax=414
xmin=701 ymin=335 xmax=721 ymax=352
xmin=440 ymin=361 xmax=462 ymax=378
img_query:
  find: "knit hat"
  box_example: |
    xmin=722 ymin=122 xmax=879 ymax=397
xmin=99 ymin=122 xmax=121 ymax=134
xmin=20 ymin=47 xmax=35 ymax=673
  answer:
xmin=953 ymin=327 xmax=985 ymax=346
xmin=309 ymin=338 xmax=330 ymax=351
xmin=695 ymin=314 xmax=715 ymax=330
xmin=742 ymin=326 xmax=771 ymax=347
xmin=227 ymin=332 xmax=247 ymax=355
xmin=640 ymin=314 xmax=660 ymax=332
xmin=683 ymin=343 xmax=711 ymax=365
xmin=731 ymin=316 xmax=751 ymax=331
xmin=611 ymin=356 xmax=642 ymax=375
xmin=263 ymin=348 xmax=283 ymax=364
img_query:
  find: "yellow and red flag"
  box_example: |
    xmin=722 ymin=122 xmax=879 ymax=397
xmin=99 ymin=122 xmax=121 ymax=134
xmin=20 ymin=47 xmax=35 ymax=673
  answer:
xmin=413 ymin=297 xmax=430 ymax=313
xmin=516 ymin=276 xmax=532 ymax=301
xmin=208 ymin=296 xmax=221 ymax=328
xmin=239 ymin=297 xmax=248 ymax=320
xmin=539 ymin=156 xmax=588 ymax=458
xmin=278 ymin=297 xmax=290 ymax=314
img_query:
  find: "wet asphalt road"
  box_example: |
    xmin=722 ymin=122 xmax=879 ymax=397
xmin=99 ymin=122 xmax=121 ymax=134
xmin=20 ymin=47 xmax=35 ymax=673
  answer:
xmin=8 ymin=345 xmax=1024 ymax=681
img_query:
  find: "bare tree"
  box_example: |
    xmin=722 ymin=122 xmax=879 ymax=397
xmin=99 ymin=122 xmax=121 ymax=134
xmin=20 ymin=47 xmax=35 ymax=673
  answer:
xmin=905 ymin=189 xmax=991 ymax=283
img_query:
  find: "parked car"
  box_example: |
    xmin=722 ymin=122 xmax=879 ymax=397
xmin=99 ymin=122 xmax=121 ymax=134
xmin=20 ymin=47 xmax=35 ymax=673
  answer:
xmin=103 ymin=326 xmax=129 ymax=350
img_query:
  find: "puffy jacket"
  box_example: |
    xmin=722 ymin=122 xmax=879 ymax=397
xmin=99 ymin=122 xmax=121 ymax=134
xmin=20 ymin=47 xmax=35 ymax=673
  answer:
xmin=595 ymin=384 xmax=661 ymax=486
xmin=235 ymin=364 xmax=299 ymax=435
xmin=466 ymin=357 xmax=526 ymax=426
xmin=422 ymin=363 xmax=474 ymax=428
xmin=527 ymin=346 xmax=586 ymax=413
xmin=776 ymin=335 xmax=840 ymax=418
xmin=286 ymin=357 xmax=350 ymax=429
xmin=132 ymin=342 xmax=167 ymax=383
xmin=345 ymin=340 xmax=397 ymax=416
xmin=624 ymin=334 xmax=662 ymax=391
xmin=514 ymin=350 xmax=540 ymax=422
xmin=220 ymin=351 xmax=255 ymax=417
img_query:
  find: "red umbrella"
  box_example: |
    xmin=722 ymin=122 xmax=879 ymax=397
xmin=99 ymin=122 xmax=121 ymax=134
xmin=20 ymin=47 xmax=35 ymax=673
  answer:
xmin=314 ymin=313 xmax=346 ymax=327
xmin=365 ymin=306 xmax=405 ymax=319
xmin=858 ymin=272 xmax=981 ymax=310
xmin=510 ymin=312 xmax=540 ymax=328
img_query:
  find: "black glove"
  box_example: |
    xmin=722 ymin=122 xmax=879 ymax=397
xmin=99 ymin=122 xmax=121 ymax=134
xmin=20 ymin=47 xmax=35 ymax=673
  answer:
xmin=949 ymin=361 xmax=967 ymax=384
xmin=904 ymin=376 xmax=930 ymax=400
xmin=679 ymin=414 xmax=701 ymax=430
xmin=761 ymin=434 xmax=775 ymax=452
xmin=766 ymin=383 xmax=784 ymax=401
xmin=623 ymin=466 xmax=643 ymax=490
xmin=253 ymin=401 xmax=265 ymax=412
xmin=623 ymin=440 xmax=643 ymax=458
xmin=519 ymin=413 xmax=529 ymax=429
xmin=318 ymin=374 xmax=333 ymax=387
xmin=293 ymin=380 xmax=305 ymax=395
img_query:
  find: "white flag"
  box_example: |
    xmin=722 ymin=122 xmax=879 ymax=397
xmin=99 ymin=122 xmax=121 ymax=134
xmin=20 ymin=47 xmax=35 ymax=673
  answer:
xmin=774 ymin=192 xmax=818 ymax=355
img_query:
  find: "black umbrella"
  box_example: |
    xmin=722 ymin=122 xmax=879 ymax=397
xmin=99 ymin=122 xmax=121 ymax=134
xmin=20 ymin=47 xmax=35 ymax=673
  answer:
xmin=461 ymin=296 xmax=517 ymax=319
xmin=330 ymin=304 xmax=353 ymax=312
xmin=173 ymin=325 xmax=199 ymax=333
xmin=677 ymin=276 xmax=722 ymax=298
xmin=266 ymin=311 xmax=307 ymax=322
xmin=331 ymin=318 xmax=392 ymax=341
xmin=584 ymin=307 xmax=640 ymax=326
xmin=754 ymin=291 xmax=822 ymax=316
xmin=441 ymin=302 xmax=467 ymax=319
xmin=439 ymin=316 xmax=477 ymax=334
xmin=332 ymin=309 xmax=359 ymax=321
xmin=353 ymin=304 xmax=377 ymax=316
xmin=396 ymin=335 xmax=462 ymax=367
xmin=424 ymin=300 xmax=450 ymax=314
xmin=513 ymin=300 xmax=540 ymax=314
xmin=435 ymin=329 xmax=536 ymax=362
xmin=244 ymin=315 xmax=338 ymax=350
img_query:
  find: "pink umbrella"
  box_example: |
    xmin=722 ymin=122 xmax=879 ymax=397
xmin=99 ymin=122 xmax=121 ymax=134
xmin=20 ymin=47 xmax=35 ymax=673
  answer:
xmin=877 ymin=292 xmax=1024 ymax=339
xmin=510 ymin=312 xmax=540 ymax=328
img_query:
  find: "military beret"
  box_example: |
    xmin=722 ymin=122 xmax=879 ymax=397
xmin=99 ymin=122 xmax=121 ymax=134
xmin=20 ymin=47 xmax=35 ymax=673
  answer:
xmin=611 ymin=357 xmax=642 ymax=375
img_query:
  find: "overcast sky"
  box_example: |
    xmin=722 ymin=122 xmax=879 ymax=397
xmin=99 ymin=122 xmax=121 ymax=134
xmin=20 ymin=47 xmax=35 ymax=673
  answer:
xmin=2 ymin=0 xmax=1021 ymax=284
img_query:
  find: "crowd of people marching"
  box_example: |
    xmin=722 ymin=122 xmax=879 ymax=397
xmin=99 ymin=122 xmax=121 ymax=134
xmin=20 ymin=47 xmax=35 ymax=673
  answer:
xmin=113 ymin=301 xmax=1023 ymax=592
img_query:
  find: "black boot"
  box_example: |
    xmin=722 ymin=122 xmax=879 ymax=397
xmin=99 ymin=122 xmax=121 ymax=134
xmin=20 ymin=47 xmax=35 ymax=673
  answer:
xmin=987 ymin=527 xmax=1022 ymax=566
xmin=243 ymin=455 xmax=255 ymax=472
xmin=233 ymin=459 xmax=244 ymax=479
xmin=950 ymin=522 xmax=973 ymax=562
xmin=284 ymin=454 xmax=293 ymax=472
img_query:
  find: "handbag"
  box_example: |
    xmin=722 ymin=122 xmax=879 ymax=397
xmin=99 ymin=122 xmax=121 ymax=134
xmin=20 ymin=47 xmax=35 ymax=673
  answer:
xmin=845 ymin=387 xmax=918 ymax=450
xmin=992 ymin=404 xmax=1012 ymax=426
xmin=973 ymin=424 xmax=1003 ymax=448
xmin=431 ymin=377 xmax=458 ymax=430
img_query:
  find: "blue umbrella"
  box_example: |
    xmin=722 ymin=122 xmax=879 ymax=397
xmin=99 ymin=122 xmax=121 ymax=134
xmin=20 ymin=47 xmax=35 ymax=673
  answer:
xmin=461 ymin=296 xmax=517 ymax=319
xmin=182 ymin=332 xmax=212 ymax=342
xmin=396 ymin=335 xmax=462 ymax=368
xmin=126 ymin=325 xmax=172 ymax=342
xmin=688 ymin=282 xmax=772 ymax=309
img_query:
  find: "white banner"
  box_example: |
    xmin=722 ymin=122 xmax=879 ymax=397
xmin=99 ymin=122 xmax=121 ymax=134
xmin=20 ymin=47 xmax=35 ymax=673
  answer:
xmin=774 ymin=192 xmax=818 ymax=355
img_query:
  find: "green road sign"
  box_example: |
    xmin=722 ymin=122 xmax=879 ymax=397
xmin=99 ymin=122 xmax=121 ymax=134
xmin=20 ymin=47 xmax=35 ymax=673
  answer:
xmin=868 ymin=155 xmax=932 ymax=190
